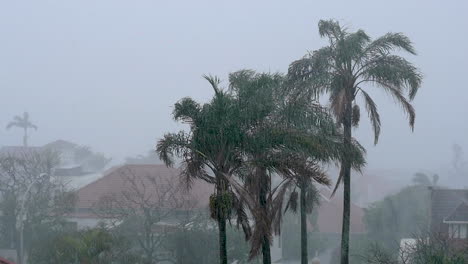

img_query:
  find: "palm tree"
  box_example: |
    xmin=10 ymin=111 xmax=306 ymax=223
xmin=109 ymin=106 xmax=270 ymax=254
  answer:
xmin=157 ymin=76 xmax=249 ymax=264
xmin=226 ymin=70 xmax=365 ymax=264
xmin=283 ymin=159 xmax=329 ymax=264
xmin=288 ymin=19 xmax=422 ymax=264
xmin=412 ymin=172 xmax=439 ymax=187
xmin=6 ymin=112 xmax=38 ymax=147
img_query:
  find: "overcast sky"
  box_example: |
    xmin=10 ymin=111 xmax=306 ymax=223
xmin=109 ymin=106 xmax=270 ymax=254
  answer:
xmin=1 ymin=0 xmax=467 ymax=179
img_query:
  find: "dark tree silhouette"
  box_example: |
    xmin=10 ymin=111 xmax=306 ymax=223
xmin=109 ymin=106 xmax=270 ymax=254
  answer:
xmin=6 ymin=112 xmax=38 ymax=147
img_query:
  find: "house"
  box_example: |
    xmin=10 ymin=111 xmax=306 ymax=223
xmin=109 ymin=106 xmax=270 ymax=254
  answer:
xmin=430 ymin=188 xmax=468 ymax=247
xmin=0 ymin=249 xmax=16 ymax=264
xmin=42 ymin=140 xmax=78 ymax=166
xmin=68 ymin=164 xmax=212 ymax=229
xmin=313 ymin=188 xmax=366 ymax=234
xmin=1 ymin=140 xmax=110 ymax=177
xmin=350 ymin=170 xmax=405 ymax=208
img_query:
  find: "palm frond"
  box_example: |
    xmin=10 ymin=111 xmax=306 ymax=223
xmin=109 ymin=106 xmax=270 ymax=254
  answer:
xmin=360 ymin=89 xmax=381 ymax=144
xmin=366 ymin=32 xmax=416 ymax=56
xmin=203 ymin=74 xmax=222 ymax=95
xmin=304 ymin=184 xmax=321 ymax=213
xmin=228 ymin=70 xmax=256 ymax=92
xmin=377 ymin=83 xmax=416 ymax=130
xmin=341 ymin=29 xmax=370 ymax=64
xmin=361 ymin=55 xmax=422 ymax=100
xmin=318 ymin=19 xmax=344 ymax=42
xmin=286 ymin=47 xmax=335 ymax=98
xmin=331 ymin=165 xmax=345 ymax=197
xmin=231 ymin=194 xmax=252 ymax=240
xmin=13 ymin=115 xmax=23 ymax=123
xmin=173 ymin=97 xmax=201 ymax=124
xmin=156 ymin=132 xmax=190 ymax=167
xmin=284 ymin=189 xmax=298 ymax=213
xmin=378 ymin=84 xmax=416 ymax=131
xmin=6 ymin=121 xmax=19 ymax=130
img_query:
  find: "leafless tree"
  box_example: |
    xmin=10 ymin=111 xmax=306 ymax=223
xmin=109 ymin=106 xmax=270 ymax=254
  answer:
xmin=94 ymin=167 xmax=199 ymax=264
xmin=362 ymin=232 xmax=468 ymax=264
xmin=0 ymin=150 xmax=77 ymax=263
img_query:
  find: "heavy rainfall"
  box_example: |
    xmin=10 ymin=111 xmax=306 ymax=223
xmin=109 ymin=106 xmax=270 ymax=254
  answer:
xmin=0 ymin=1 xmax=467 ymax=264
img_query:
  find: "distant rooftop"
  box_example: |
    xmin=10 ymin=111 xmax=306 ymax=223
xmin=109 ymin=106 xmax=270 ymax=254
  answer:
xmin=431 ymin=188 xmax=468 ymax=231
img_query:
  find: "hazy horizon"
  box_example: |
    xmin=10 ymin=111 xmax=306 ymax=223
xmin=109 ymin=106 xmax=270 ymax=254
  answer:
xmin=1 ymin=1 xmax=467 ymax=183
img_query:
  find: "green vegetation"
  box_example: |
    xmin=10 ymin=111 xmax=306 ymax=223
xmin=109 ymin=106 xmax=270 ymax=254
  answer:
xmin=364 ymin=185 xmax=430 ymax=251
xmin=158 ymin=68 xmax=365 ymax=264
xmin=4 ymin=18 xmax=427 ymax=264
xmin=30 ymin=227 xmax=141 ymax=264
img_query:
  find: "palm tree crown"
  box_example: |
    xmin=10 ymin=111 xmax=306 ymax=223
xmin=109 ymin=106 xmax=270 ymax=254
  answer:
xmin=6 ymin=112 xmax=38 ymax=147
xmin=288 ymin=19 xmax=422 ymax=144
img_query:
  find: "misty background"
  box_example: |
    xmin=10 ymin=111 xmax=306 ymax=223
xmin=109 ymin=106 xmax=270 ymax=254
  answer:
xmin=1 ymin=0 xmax=467 ymax=182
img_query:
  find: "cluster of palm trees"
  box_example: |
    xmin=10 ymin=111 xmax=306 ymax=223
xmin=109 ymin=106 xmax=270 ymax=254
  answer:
xmin=157 ymin=19 xmax=422 ymax=264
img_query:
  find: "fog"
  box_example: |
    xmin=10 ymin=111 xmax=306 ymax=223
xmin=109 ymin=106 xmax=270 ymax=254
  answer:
xmin=1 ymin=0 xmax=467 ymax=179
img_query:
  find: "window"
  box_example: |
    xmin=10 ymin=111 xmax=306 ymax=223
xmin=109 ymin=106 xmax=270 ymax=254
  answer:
xmin=448 ymin=223 xmax=468 ymax=239
xmin=461 ymin=224 xmax=467 ymax=239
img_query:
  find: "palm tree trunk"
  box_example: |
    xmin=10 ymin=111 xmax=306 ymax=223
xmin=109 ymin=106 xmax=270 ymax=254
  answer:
xmin=300 ymin=185 xmax=308 ymax=264
xmin=259 ymin=168 xmax=271 ymax=264
xmin=23 ymin=127 xmax=28 ymax=147
xmin=217 ymin=175 xmax=228 ymax=264
xmin=261 ymin=235 xmax=271 ymax=264
xmin=218 ymin=215 xmax=228 ymax=264
xmin=340 ymin=100 xmax=353 ymax=264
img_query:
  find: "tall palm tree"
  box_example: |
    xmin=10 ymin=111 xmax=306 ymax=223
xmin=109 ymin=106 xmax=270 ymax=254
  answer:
xmin=157 ymin=76 xmax=249 ymax=264
xmin=287 ymin=19 xmax=422 ymax=264
xmin=6 ymin=112 xmax=38 ymax=147
xmin=226 ymin=70 xmax=365 ymax=264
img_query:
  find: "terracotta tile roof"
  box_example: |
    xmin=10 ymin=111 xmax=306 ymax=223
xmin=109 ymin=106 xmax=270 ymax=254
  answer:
xmin=312 ymin=188 xmax=366 ymax=234
xmin=75 ymin=164 xmax=213 ymax=212
xmin=444 ymin=202 xmax=468 ymax=222
xmin=430 ymin=188 xmax=468 ymax=232
xmin=0 ymin=257 xmax=15 ymax=264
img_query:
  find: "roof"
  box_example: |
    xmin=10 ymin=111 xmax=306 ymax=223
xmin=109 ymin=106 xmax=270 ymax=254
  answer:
xmin=430 ymin=188 xmax=468 ymax=231
xmin=312 ymin=188 xmax=366 ymax=234
xmin=42 ymin=139 xmax=77 ymax=151
xmin=0 ymin=146 xmax=42 ymax=155
xmin=74 ymin=164 xmax=213 ymax=213
xmin=444 ymin=202 xmax=468 ymax=223
xmin=0 ymin=257 xmax=15 ymax=264
xmin=59 ymin=172 xmax=105 ymax=190
xmin=350 ymin=171 xmax=402 ymax=207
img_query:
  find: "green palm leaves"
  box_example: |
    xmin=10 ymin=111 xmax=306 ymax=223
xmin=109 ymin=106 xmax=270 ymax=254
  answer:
xmin=288 ymin=19 xmax=421 ymax=144
xmin=157 ymin=69 xmax=365 ymax=264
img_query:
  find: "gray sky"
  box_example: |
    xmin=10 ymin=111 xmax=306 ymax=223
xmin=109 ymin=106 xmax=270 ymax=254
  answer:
xmin=1 ymin=0 xmax=467 ymax=177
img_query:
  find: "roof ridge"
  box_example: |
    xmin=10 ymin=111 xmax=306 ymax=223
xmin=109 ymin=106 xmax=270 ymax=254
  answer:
xmin=76 ymin=164 xmax=128 ymax=191
xmin=76 ymin=164 xmax=173 ymax=192
xmin=444 ymin=201 xmax=468 ymax=222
